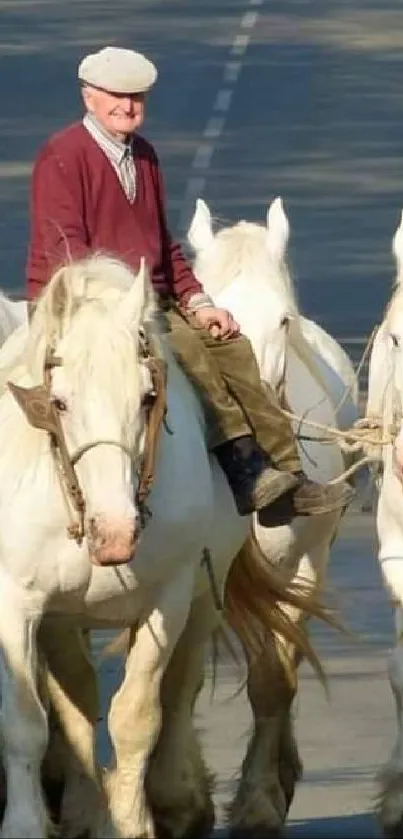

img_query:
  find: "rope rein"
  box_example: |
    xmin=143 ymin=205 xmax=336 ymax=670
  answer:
xmin=281 ymin=324 xmax=400 ymax=484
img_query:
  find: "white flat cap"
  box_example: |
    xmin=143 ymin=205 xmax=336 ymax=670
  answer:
xmin=78 ymin=46 xmax=158 ymax=94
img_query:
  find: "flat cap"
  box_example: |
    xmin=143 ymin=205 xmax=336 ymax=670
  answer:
xmin=78 ymin=46 xmax=158 ymax=94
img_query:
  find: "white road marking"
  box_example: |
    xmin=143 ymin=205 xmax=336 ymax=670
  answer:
xmin=179 ymin=0 xmax=262 ymax=234
xmin=223 ymin=61 xmax=242 ymax=84
xmin=231 ymin=34 xmax=249 ymax=56
xmin=241 ymin=10 xmax=258 ymax=29
xmin=213 ymin=89 xmax=233 ymax=114
xmin=204 ymin=116 xmax=226 ymax=139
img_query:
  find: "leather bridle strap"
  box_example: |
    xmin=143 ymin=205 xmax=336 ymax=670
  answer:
xmin=7 ymin=345 xmax=168 ymax=546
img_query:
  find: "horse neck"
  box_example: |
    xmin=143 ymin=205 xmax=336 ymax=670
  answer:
xmin=145 ymin=347 xmax=211 ymax=514
xmin=379 ymin=351 xmax=401 ymax=469
xmin=284 ymin=342 xmax=345 ymax=479
xmin=162 ymin=346 xmax=207 ymax=443
xmin=285 ymin=344 xmax=336 ymax=424
xmin=372 ymin=307 xmax=403 ymax=469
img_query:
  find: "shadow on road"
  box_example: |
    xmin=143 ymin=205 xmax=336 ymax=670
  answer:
xmin=288 ymin=811 xmax=380 ymax=837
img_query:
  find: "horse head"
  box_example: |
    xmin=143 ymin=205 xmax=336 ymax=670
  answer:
xmin=7 ymin=254 xmax=158 ymax=566
xmin=188 ymin=196 xmax=297 ymax=396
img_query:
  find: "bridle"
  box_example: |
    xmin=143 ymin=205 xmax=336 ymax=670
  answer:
xmin=7 ymin=336 xmax=167 ymax=547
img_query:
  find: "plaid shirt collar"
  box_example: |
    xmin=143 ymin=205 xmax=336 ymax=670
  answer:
xmin=83 ymin=113 xmax=133 ymax=165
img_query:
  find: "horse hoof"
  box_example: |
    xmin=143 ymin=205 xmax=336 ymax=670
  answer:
xmin=42 ymin=778 xmax=65 ymax=824
xmin=279 ymin=761 xmax=303 ymax=814
xmin=154 ymin=807 xmax=215 ymax=839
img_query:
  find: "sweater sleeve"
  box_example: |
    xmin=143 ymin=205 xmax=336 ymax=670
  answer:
xmin=154 ymin=159 xmax=204 ymax=306
xmin=26 ymin=146 xmax=90 ymax=298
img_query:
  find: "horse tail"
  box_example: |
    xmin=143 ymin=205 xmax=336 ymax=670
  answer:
xmin=224 ymin=532 xmax=345 ymax=686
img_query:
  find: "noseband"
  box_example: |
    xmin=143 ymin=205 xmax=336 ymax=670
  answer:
xmin=8 ymin=339 xmax=167 ymax=547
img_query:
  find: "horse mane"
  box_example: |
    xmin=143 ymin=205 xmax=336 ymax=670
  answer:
xmin=0 ymin=253 xmax=161 ymax=477
xmin=197 ymin=221 xmax=298 ymax=311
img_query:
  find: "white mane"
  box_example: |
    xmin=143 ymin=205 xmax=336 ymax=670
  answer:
xmin=194 ymin=220 xmax=298 ymax=311
xmin=0 ymin=253 xmax=158 ymax=479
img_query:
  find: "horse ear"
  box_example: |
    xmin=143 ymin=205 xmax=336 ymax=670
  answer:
xmin=188 ymin=198 xmax=214 ymax=251
xmin=266 ymin=196 xmax=290 ymax=262
xmin=393 ymin=210 xmax=403 ymax=285
xmin=45 ymin=262 xmax=88 ymax=326
xmin=48 ymin=266 xmax=71 ymax=321
xmin=115 ymin=258 xmax=152 ymax=329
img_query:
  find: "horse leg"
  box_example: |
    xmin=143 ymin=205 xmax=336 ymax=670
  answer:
xmin=104 ymin=566 xmax=195 ymax=839
xmin=227 ymin=630 xmax=297 ymax=839
xmin=377 ymin=603 xmax=403 ymax=837
xmin=277 ymin=663 xmax=303 ymax=815
xmin=227 ymin=526 xmax=335 ymax=839
xmin=38 ymin=622 xmax=103 ymax=838
xmin=146 ymin=592 xmax=217 ymax=839
xmin=0 ymin=577 xmax=49 ymax=838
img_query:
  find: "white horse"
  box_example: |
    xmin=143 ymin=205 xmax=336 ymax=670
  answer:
xmin=189 ymin=196 xmax=358 ymax=432
xmin=183 ymin=196 xmax=359 ymax=835
xmin=0 ymin=291 xmax=27 ymax=340
xmin=365 ymin=211 xmax=403 ymax=838
xmin=0 ymin=253 xmax=330 ymax=839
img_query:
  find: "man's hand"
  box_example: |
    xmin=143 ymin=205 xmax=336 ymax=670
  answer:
xmin=193 ymin=306 xmax=240 ymax=339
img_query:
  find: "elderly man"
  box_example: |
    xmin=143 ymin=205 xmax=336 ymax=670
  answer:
xmin=25 ymin=45 xmax=352 ymax=523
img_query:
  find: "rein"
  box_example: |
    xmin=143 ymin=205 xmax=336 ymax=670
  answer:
xmin=7 ymin=337 xmax=167 ymax=547
xmin=275 ymin=323 xmax=403 ymax=484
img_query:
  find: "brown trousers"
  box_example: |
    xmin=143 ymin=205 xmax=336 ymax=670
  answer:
xmin=160 ymin=303 xmax=301 ymax=473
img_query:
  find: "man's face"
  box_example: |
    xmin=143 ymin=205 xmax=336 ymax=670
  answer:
xmin=82 ymin=85 xmax=146 ymax=140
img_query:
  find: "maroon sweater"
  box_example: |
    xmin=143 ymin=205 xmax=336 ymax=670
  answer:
xmin=26 ymin=122 xmax=203 ymax=303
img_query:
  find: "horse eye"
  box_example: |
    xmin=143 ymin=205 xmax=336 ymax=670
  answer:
xmin=53 ymin=397 xmax=68 ymax=412
xmin=142 ymin=389 xmax=156 ymax=408
xmin=390 ymin=333 xmax=400 ymax=349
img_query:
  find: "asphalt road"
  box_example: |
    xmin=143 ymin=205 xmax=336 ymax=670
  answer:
xmin=3 ymin=0 xmax=403 ymax=336
xmin=2 ymin=1 xmax=403 ymax=836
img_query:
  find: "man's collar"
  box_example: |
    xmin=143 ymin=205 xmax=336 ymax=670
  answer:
xmin=83 ymin=113 xmax=134 ymax=164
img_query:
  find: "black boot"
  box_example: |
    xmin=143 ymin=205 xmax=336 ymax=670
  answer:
xmin=214 ymin=436 xmax=299 ymax=516
xmin=215 ymin=436 xmax=355 ymax=522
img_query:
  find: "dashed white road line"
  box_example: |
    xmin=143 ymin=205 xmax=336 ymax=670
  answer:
xmin=241 ymin=10 xmax=258 ymax=29
xmin=223 ymin=61 xmax=242 ymax=85
xmin=230 ymin=34 xmax=249 ymax=57
xmin=212 ymin=89 xmax=233 ymax=113
xmin=179 ymin=0 xmax=262 ymax=234
xmin=204 ymin=116 xmax=226 ymax=140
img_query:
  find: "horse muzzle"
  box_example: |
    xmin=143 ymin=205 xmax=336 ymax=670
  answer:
xmin=87 ymin=514 xmax=140 ymax=567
